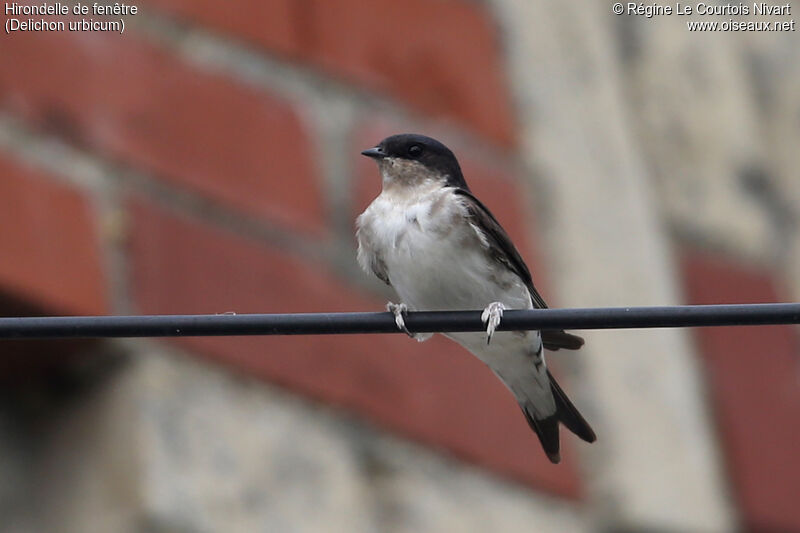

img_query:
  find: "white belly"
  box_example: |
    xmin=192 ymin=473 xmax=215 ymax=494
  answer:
xmin=368 ymin=194 xmax=531 ymax=312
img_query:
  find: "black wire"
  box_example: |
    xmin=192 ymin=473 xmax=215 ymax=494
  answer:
xmin=0 ymin=303 xmax=798 ymax=340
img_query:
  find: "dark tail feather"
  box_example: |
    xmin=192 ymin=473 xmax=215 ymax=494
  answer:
xmin=520 ymin=407 xmax=562 ymax=464
xmin=521 ymin=371 xmax=596 ymax=464
xmin=541 ymin=330 xmax=584 ymax=351
xmin=547 ymin=369 xmax=596 ymax=443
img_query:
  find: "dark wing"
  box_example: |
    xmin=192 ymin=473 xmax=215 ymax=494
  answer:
xmin=371 ymin=254 xmax=391 ymax=286
xmin=453 ymin=189 xmax=584 ymax=351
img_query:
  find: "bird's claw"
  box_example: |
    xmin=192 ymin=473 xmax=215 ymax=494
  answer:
xmin=481 ymin=302 xmax=506 ymax=345
xmin=387 ymin=302 xmax=415 ymax=339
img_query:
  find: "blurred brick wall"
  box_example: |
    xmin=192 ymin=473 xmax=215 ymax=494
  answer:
xmin=0 ymin=0 xmax=581 ymax=503
xmin=680 ymin=250 xmax=800 ymax=532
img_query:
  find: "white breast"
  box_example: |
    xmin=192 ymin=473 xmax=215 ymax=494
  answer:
xmin=357 ymin=187 xmax=532 ymax=313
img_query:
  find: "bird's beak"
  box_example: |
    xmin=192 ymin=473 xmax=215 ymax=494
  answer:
xmin=360 ymin=146 xmax=386 ymax=159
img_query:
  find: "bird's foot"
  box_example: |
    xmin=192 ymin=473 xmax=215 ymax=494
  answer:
xmin=387 ymin=302 xmax=416 ymax=339
xmin=481 ymin=301 xmax=506 ymax=345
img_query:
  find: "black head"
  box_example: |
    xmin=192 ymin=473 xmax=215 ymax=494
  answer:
xmin=361 ymin=134 xmax=468 ymax=189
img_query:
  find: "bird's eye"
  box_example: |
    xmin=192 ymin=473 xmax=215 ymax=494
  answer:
xmin=408 ymin=144 xmax=423 ymax=158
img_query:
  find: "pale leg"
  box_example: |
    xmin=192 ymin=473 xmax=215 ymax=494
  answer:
xmin=386 ymin=302 xmax=433 ymax=342
xmin=481 ymin=301 xmax=506 ymax=344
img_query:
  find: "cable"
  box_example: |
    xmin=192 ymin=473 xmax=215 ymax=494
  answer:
xmin=0 ymin=303 xmax=797 ymax=340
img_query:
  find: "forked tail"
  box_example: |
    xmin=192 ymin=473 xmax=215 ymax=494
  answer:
xmin=520 ymin=370 xmax=596 ymax=464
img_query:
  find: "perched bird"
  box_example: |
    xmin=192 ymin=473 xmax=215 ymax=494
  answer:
xmin=356 ymin=133 xmax=595 ymax=463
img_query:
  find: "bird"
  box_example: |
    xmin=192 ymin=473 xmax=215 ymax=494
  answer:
xmin=356 ymin=133 xmax=596 ymax=463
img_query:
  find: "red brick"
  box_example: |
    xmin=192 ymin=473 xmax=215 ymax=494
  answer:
xmin=681 ymin=250 xmax=800 ymax=532
xmin=141 ymin=0 xmax=300 ymax=58
xmin=0 ymin=153 xmax=108 ymax=316
xmin=138 ymin=0 xmax=516 ymax=146
xmin=0 ymin=29 xmax=323 ymax=234
xmin=128 ymin=198 xmax=583 ymax=497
